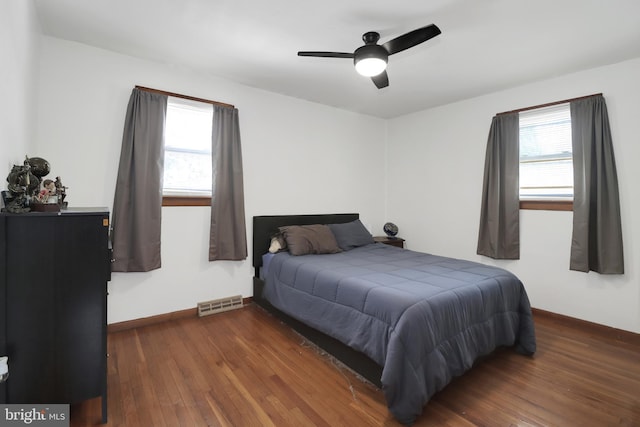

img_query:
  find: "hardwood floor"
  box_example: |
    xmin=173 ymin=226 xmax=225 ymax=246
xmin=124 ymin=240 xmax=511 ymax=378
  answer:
xmin=71 ymin=304 xmax=640 ymax=426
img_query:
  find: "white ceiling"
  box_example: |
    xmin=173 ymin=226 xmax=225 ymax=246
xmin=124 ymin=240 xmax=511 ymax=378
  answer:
xmin=33 ymin=0 xmax=640 ymax=119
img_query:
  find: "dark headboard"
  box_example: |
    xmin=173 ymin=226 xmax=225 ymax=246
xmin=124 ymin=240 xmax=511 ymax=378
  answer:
xmin=252 ymin=213 xmax=359 ymax=275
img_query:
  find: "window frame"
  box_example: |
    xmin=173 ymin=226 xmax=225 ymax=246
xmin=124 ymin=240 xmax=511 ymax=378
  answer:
xmin=520 ymin=199 xmax=572 ymax=211
xmin=132 ymin=86 xmax=233 ymax=208
xmin=518 ymin=102 xmax=573 ymax=211
xmin=163 ymin=96 xmax=214 ymax=203
xmin=162 ymin=195 xmax=211 ymax=207
xmin=497 ymin=94 xmax=602 ymax=212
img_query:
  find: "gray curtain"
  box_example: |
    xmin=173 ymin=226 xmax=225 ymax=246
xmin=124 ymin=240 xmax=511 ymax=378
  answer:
xmin=570 ymin=95 xmax=624 ymax=273
xmin=111 ymin=89 xmax=167 ymax=272
xmin=209 ymin=105 xmax=247 ymax=261
xmin=477 ymin=113 xmax=520 ymax=259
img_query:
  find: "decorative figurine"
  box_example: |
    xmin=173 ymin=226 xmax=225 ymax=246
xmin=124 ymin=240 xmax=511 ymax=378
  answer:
xmin=3 ymin=161 xmax=35 ymax=212
xmin=54 ymin=176 xmax=68 ymax=208
xmin=2 ymin=156 xmax=67 ymax=213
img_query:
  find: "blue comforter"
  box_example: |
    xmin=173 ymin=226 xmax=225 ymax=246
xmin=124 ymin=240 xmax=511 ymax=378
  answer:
xmin=263 ymin=243 xmax=536 ymax=424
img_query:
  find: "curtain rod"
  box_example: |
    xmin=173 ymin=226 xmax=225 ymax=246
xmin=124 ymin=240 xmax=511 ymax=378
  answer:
xmin=135 ymin=85 xmax=235 ymax=109
xmin=496 ymin=93 xmax=602 ymax=116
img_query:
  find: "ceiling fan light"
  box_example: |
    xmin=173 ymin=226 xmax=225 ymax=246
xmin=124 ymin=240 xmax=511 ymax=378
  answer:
xmin=354 ymin=44 xmax=389 ymax=77
xmin=355 ymin=57 xmax=387 ymax=76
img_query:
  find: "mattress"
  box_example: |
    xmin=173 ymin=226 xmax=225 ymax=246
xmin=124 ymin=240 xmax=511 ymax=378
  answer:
xmin=262 ymin=243 xmax=536 ymax=424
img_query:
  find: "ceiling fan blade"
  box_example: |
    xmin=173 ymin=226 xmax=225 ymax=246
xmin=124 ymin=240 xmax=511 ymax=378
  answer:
xmin=298 ymin=51 xmax=354 ymax=59
xmin=371 ymin=71 xmax=389 ymax=89
xmin=382 ymin=24 xmax=441 ymax=56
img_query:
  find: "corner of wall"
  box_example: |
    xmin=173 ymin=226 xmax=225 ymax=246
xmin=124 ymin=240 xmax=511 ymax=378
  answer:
xmin=0 ymin=0 xmax=42 ymax=180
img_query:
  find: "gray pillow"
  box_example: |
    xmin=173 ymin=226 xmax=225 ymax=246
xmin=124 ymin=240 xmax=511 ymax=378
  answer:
xmin=279 ymin=224 xmax=342 ymax=256
xmin=328 ymin=219 xmax=374 ymax=251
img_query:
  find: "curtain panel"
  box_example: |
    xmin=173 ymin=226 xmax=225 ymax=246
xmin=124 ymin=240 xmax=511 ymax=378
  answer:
xmin=570 ymin=95 xmax=624 ymax=273
xmin=111 ymin=89 xmax=167 ymax=272
xmin=209 ymin=105 xmax=248 ymax=261
xmin=477 ymin=113 xmax=520 ymax=259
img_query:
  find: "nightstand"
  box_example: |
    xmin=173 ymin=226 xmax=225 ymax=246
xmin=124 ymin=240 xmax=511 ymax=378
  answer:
xmin=374 ymin=236 xmax=405 ymax=248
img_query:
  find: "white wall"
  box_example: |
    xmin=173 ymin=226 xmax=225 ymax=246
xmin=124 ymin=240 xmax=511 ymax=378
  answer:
xmin=18 ymin=4 xmax=640 ymax=333
xmin=387 ymin=58 xmax=640 ymax=334
xmin=34 ymin=36 xmax=387 ymax=324
xmin=0 ymin=0 xmax=39 ymax=183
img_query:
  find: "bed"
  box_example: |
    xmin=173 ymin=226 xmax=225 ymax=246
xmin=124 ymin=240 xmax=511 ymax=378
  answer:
xmin=252 ymin=213 xmax=536 ymax=425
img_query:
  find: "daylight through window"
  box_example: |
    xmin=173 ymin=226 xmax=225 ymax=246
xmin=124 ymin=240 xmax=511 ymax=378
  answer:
xmin=163 ymin=96 xmax=213 ymax=197
xmin=519 ymin=103 xmax=573 ymax=200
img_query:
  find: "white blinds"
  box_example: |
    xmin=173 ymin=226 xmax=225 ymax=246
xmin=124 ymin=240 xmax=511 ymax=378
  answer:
xmin=519 ymin=103 xmax=572 ymax=199
xmin=163 ymin=96 xmax=213 ymax=196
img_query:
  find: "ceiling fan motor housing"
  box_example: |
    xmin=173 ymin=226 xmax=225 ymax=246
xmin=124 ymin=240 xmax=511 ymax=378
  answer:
xmin=362 ymin=31 xmax=381 ymax=44
xmin=354 ymin=44 xmax=389 ymax=63
xmin=354 ymin=44 xmax=389 ymax=76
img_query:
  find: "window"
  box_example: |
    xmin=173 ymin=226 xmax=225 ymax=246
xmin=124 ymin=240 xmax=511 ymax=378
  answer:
xmin=519 ymin=103 xmax=573 ymax=210
xmin=163 ymin=96 xmax=213 ymax=204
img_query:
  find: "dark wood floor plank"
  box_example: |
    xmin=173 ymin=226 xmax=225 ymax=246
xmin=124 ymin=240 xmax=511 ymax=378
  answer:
xmin=70 ymin=304 xmax=640 ymax=426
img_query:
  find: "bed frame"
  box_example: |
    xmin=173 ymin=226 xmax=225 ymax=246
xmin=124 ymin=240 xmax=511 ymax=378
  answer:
xmin=252 ymin=213 xmax=383 ymax=387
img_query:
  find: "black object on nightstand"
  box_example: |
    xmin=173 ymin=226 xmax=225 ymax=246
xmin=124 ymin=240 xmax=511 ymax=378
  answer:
xmin=0 ymin=208 xmax=110 ymax=423
xmin=374 ymin=236 xmax=405 ymax=248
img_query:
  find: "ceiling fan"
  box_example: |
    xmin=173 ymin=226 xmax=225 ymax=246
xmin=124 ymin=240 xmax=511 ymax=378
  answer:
xmin=297 ymin=24 xmax=441 ymax=89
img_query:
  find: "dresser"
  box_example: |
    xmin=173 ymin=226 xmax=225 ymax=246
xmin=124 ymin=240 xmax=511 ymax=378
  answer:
xmin=0 ymin=208 xmax=109 ymax=422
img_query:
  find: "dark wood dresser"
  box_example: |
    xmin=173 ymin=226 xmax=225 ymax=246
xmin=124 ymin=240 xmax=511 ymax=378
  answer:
xmin=0 ymin=208 xmax=109 ymax=422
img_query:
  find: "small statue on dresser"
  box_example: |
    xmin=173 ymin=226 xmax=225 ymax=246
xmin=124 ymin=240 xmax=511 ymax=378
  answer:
xmin=36 ymin=179 xmax=56 ymax=203
xmin=2 ymin=156 xmax=68 ymax=212
xmin=30 ymin=176 xmax=67 ymax=212
xmin=54 ymin=176 xmax=68 ymax=208
xmin=2 ymin=162 xmax=35 ymax=212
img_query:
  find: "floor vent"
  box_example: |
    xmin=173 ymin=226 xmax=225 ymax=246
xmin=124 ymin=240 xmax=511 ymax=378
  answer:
xmin=197 ymin=295 xmax=243 ymax=317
